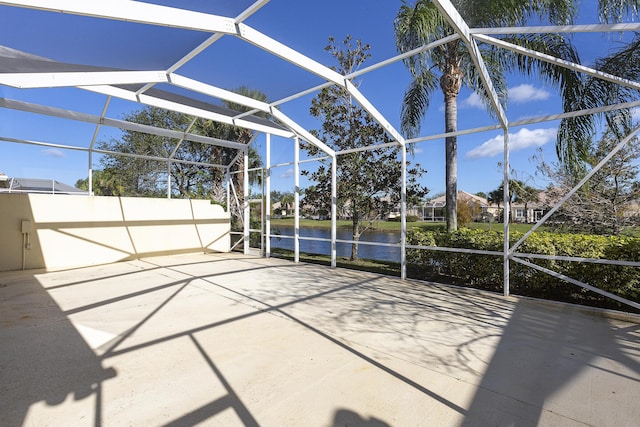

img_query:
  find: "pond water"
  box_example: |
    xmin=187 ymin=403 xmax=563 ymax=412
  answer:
xmin=268 ymin=225 xmax=401 ymax=262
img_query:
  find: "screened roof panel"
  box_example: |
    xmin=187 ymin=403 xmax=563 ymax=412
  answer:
xmin=0 ymin=4 xmax=213 ymax=70
xmin=243 ymin=1 xmax=400 ymax=65
xmin=114 ymin=83 xmax=289 ymax=132
xmin=1 ymin=0 xmax=639 ymax=181
xmin=174 ymin=35 xmax=328 ymax=102
xmin=0 ymin=44 xmax=290 ymax=136
xmin=0 ymin=45 xmax=117 ymax=73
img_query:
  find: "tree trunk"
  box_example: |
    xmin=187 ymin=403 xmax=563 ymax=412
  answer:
xmin=441 ymin=64 xmax=461 ymax=232
xmin=445 ymin=130 xmax=458 ymax=232
xmin=351 ymin=214 xmax=360 ymax=261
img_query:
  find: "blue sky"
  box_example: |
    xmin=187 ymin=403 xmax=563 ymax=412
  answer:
xmin=0 ymin=0 xmax=631 ymax=197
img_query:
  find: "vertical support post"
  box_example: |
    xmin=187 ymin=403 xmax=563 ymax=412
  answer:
xmin=88 ymin=96 xmax=110 ymax=197
xmin=265 ymin=133 xmax=271 ymax=258
xmin=225 ymin=167 xmax=231 ymax=213
xmin=167 ymin=160 xmax=172 ymax=199
xmin=243 ymin=147 xmax=250 ymax=255
xmin=260 ymin=168 xmax=264 ymax=255
xmin=401 ymin=144 xmax=407 ymax=280
xmin=294 ymin=137 xmax=300 ymax=263
xmin=88 ymin=151 xmax=93 ymax=196
xmin=331 ymin=155 xmax=337 ymax=268
xmin=503 ymin=128 xmax=510 ymax=296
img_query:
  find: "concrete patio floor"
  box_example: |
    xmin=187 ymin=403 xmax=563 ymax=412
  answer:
xmin=1 ymin=253 xmax=639 ymax=427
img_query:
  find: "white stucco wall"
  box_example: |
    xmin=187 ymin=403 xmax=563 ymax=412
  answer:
xmin=0 ymin=194 xmax=230 ymax=271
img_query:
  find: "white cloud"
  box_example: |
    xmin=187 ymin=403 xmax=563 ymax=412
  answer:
xmin=412 ymin=147 xmax=424 ymax=154
xmin=279 ymin=168 xmax=294 ymax=178
xmin=460 ymin=92 xmax=484 ymax=109
xmin=509 ymin=84 xmax=551 ymax=103
xmin=632 ymin=107 xmax=640 ymax=120
xmin=465 ymin=127 xmax=556 ymax=159
xmin=42 ymin=148 xmax=65 ymax=158
xmin=457 ymin=84 xmax=550 ymax=110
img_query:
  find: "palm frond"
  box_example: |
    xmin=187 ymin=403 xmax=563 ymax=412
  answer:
xmin=401 ymin=69 xmax=438 ymax=138
xmin=495 ymin=32 xmax=596 ymax=173
xmin=459 ymin=0 xmax=575 ymax=26
xmin=557 ymin=33 xmax=640 ymax=173
xmin=598 ymin=0 xmax=640 ymax=23
xmin=394 ymin=0 xmax=449 ymax=75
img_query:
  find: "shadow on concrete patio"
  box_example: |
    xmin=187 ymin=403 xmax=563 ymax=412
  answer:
xmin=2 ymin=254 xmax=639 ymax=426
xmin=459 ymin=300 xmax=640 ymax=426
xmin=331 ymin=409 xmax=391 ymax=426
xmin=0 ymin=272 xmax=116 ymax=427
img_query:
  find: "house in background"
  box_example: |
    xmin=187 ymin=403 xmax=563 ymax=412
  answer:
xmin=0 ymin=175 xmax=85 ymax=194
xmin=422 ymin=190 xmax=551 ymax=223
xmin=424 ymin=191 xmax=499 ymax=222
xmin=510 ymin=200 xmax=547 ymax=223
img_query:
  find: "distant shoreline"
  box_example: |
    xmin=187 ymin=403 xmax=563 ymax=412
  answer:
xmin=268 ymin=218 xmax=533 ymax=233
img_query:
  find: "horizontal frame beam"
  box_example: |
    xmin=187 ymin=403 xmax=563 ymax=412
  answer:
xmin=512 ymin=257 xmax=640 ymax=311
xmin=81 ymin=85 xmax=294 ymax=139
xmin=0 ymin=135 xmax=227 ymax=169
xmin=471 ymin=22 xmax=640 ymax=35
xmin=513 ymin=252 xmax=640 ymax=267
xmin=0 ymin=0 xmax=237 ymax=34
xmin=0 ymin=71 xmax=168 ymax=89
xmin=476 ymin=34 xmax=640 ymax=92
xmin=0 ymin=97 xmax=247 ymax=150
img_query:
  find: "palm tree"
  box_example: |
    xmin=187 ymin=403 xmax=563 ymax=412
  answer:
xmin=281 ymin=192 xmax=295 ymax=216
xmin=196 ymin=86 xmax=266 ymax=212
xmin=394 ymin=1 xmax=580 ymax=232
xmin=487 ymin=188 xmax=503 ymax=209
xmin=511 ymin=180 xmax=540 ymax=222
xmin=559 ymin=35 xmax=640 ymax=174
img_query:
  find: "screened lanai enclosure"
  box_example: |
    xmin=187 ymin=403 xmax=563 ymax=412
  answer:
xmin=2 ymin=0 xmax=640 ymax=310
xmin=2 ymin=1 xmax=640 ymax=426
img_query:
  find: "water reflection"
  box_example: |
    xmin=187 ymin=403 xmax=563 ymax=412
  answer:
xmin=269 ymin=225 xmax=400 ymax=262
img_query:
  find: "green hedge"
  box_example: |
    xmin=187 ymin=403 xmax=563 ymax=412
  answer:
xmin=406 ymin=228 xmax=640 ymax=312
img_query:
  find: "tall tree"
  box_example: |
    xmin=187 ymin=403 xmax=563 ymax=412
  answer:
xmin=98 ymin=107 xmax=191 ymax=198
xmin=94 ymin=87 xmax=266 ymax=207
xmin=538 ymin=127 xmax=640 ymax=235
xmin=487 ymin=188 xmax=503 ymax=208
xmin=75 ymin=169 xmax=125 ymax=196
xmin=304 ymin=36 xmax=428 ymax=260
xmin=512 ymin=180 xmax=541 ymax=220
xmin=488 ymin=179 xmax=540 ymax=222
xmin=182 ymin=85 xmax=267 ymax=206
xmin=394 ymin=0 xmax=580 ymax=232
xmin=280 ymin=192 xmax=295 ymax=216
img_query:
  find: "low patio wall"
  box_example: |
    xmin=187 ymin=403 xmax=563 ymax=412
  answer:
xmin=0 ymin=194 xmax=230 ymax=271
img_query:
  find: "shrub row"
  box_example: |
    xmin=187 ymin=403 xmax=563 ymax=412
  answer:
xmin=406 ymin=228 xmax=640 ymax=312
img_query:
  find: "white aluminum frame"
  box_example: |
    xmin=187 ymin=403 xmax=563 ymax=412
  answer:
xmin=1 ymin=0 xmax=639 ymax=311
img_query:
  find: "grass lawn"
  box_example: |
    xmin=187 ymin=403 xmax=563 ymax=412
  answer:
xmin=269 ymin=218 xmax=537 ymax=233
xmin=270 ymin=248 xmax=401 ymax=277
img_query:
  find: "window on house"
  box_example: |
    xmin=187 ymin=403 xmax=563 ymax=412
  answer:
xmin=533 ymin=210 xmax=543 ymax=221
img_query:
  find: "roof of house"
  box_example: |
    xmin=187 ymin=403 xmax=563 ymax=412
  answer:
xmin=428 ymin=190 xmax=489 ymax=207
xmin=1 ymin=177 xmax=84 ymax=194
